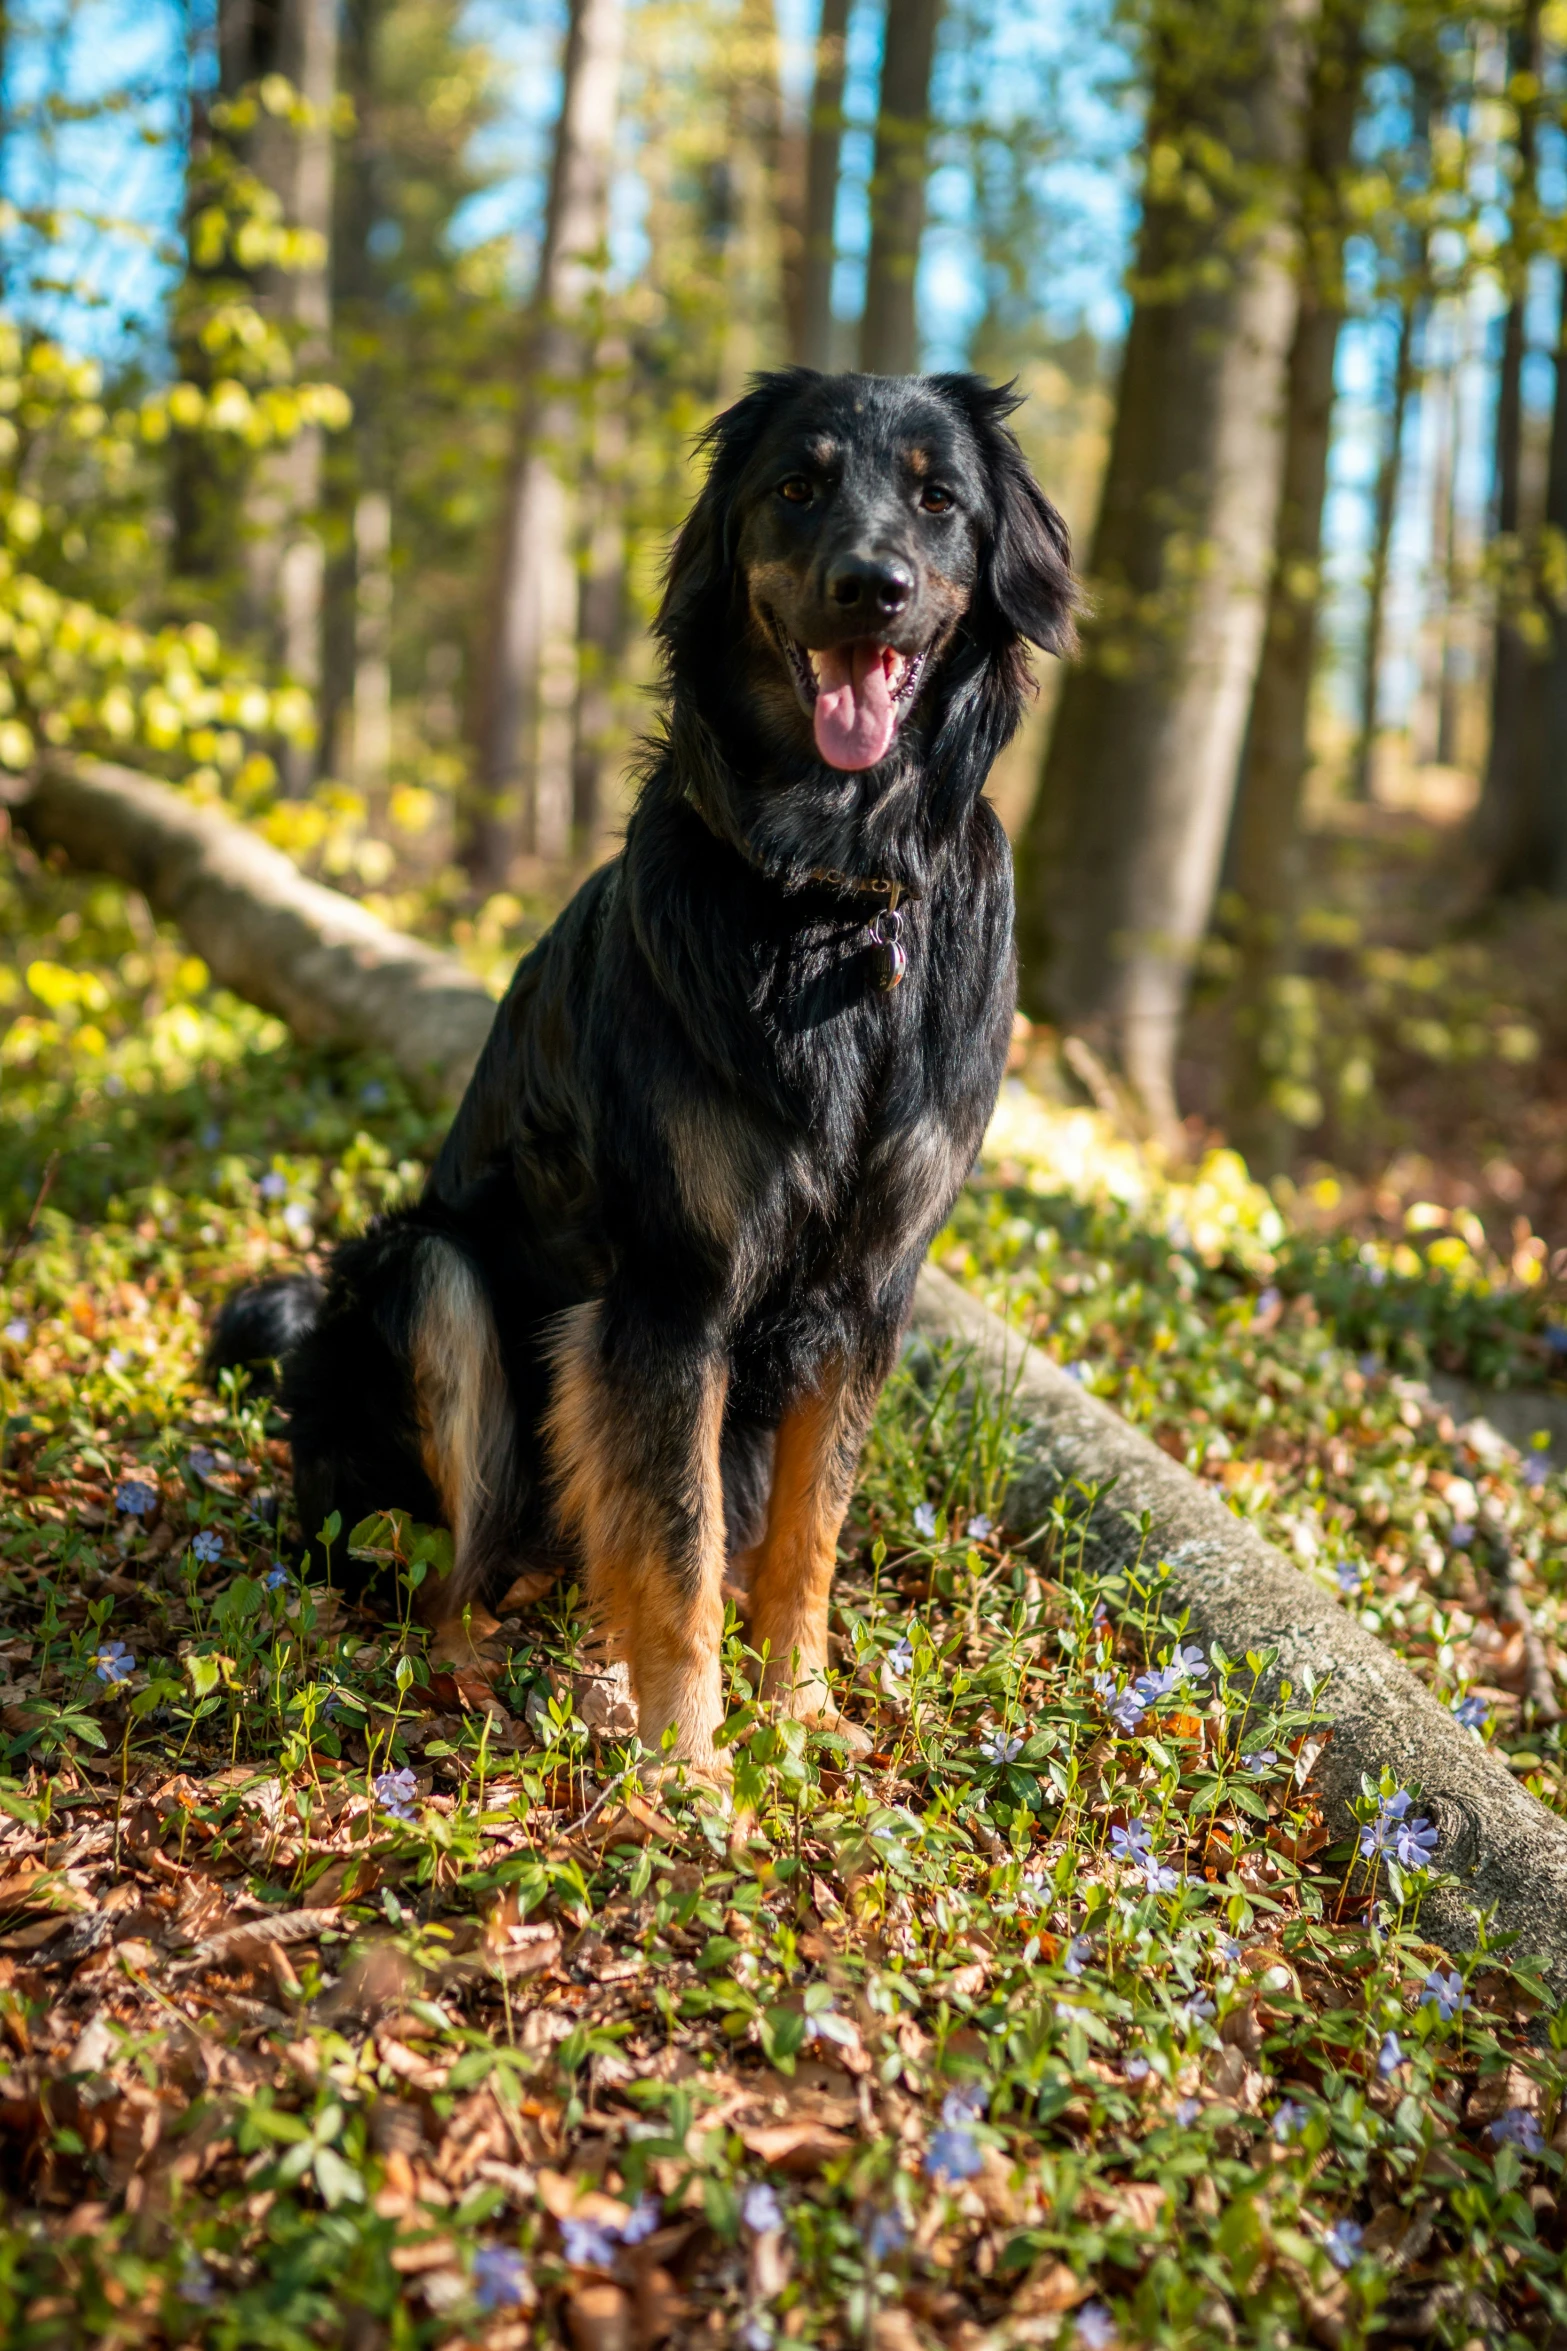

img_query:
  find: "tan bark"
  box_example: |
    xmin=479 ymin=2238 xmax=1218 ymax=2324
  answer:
xmin=242 ymin=0 xmax=340 ymax=797
xmin=860 ymin=0 xmax=943 ymax=376
xmin=469 ymin=0 xmax=624 ymax=886
xmin=798 ymin=0 xmax=851 ymax=369
xmin=14 ymin=760 xmax=494 ymax=1102
xmin=1016 ymin=0 xmax=1316 ymax=1141
xmin=1224 ymin=0 xmax=1366 ymax=1172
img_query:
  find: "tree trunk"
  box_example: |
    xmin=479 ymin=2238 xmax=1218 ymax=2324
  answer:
xmin=1543 ymin=265 xmax=1567 ymax=893
xmin=1473 ymin=0 xmax=1543 ymax=892
xmin=1015 ymin=0 xmax=1315 ymax=1141
xmin=1224 ymin=0 xmax=1366 ymax=1173
xmin=860 ymin=0 xmax=943 ymax=375
xmin=571 ymin=339 xmax=630 ymax=859
xmin=240 ymin=0 xmax=339 ymax=797
xmin=467 ymin=0 xmax=624 ymax=889
xmin=352 ymin=488 xmax=393 ymax=796
xmin=798 ymin=0 xmax=851 ymax=369
xmin=1347 ymin=287 xmax=1416 ymax=802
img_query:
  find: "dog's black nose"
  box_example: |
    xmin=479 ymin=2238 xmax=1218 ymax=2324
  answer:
xmin=827 ymin=555 xmax=913 ymax=619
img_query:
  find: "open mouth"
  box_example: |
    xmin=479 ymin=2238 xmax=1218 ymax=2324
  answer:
xmin=775 ymin=624 xmax=929 ymax=772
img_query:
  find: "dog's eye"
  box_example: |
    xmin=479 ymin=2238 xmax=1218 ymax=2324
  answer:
xmin=919 ymin=483 xmax=955 ymax=514
xmin=778 ymin=476 xmax=814 ymax=505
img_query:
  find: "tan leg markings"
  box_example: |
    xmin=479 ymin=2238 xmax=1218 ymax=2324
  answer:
xmin=409 ymin=1239 xmax=511 ymax=1638
xmin=746 ymin=1370 xmax=866 ymax=1727
xmin=545 ymin=1303 xmax=729 ymax=1777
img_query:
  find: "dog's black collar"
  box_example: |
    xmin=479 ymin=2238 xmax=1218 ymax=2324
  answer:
xmin=680 ymin=784 xmax=915 ymax=989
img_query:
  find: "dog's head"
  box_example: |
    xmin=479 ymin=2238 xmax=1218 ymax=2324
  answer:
xmin=658 ymin=369 xmax=1076 ymax=781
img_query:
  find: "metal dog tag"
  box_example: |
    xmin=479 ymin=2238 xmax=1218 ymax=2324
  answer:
xmin=872 ymin=906 xmax=906 ymax=991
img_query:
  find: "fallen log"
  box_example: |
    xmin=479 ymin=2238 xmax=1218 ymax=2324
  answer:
xmin=18 ymin=756 xmax=1567 ymax=1982
xmin=13 ymin=757 xmax=497 ymax=1103
xmin=912 ymin=1263 xmax=1567 ymax=1987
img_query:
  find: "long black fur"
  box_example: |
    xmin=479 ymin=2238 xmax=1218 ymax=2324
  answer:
xmin=210 ymin=368 xmax=1075 ymax=1613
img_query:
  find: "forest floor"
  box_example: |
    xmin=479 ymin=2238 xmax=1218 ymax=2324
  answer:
xmin=1 ymin=842 xmax=1566 ymax=2348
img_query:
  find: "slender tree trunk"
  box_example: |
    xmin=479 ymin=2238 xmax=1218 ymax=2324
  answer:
xmin=467 ymin=0 xmax=623 ymax=888
xmin=860 ymin=0 xmax=943 ymax=375
xmin=320 ymin=0 xmax=379 ymax=785
xmin=241 ymin=0 xmax=339 ymax=796
xmin=571 ymin=337 xmax=629 ymax=858
xmin=1015 ymin=0 xmax=1316 ymax=1141
xmin=1473 ymin=0 xmax=1543 ymax=891
xmin=1224 ymin=0 xmax=1366 ymax=1172
xmin=1347 ymin=288 xmax=1417 ymax=801
xmin=352 ymin=489 xmax=393 ymax=796
xmin=1543 ymin=266 xmax=1567 ymax=893
xmin=798 ymin=0 xmax=850 ymax=369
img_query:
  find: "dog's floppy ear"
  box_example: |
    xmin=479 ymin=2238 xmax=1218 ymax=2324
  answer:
xmin=658 ymin=369 xmax=818 ymax=645
xmin=932 ymin=374 xmax=1078 ymax=657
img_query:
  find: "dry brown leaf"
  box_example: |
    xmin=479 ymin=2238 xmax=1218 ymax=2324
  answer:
xmin=739 ymin=2120 xmax=854 ymax=2171
xmin=567 ymin=2281 xmax=635 ymax=2351
xmin=1009 ymin=2262 xmax=1093 ymax=2317
xmin=633 ymin=2264 xmax=686 ymax=2349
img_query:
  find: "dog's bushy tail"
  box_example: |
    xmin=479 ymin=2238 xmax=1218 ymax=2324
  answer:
xmin=205 ymin=1273 xmax=325 ymax=1396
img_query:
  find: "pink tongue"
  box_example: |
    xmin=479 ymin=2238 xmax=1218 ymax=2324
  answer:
xmin=813 ymin=642 xmax=895 ymax=771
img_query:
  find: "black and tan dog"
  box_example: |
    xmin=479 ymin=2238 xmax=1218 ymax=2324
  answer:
xmin=211 ymin=367 xmax=1075 ymax=1776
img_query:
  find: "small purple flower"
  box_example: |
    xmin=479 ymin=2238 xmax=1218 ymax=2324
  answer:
xmin=966 ymin=1514 xmax=993 ymax=1540
xmin=258 ymin=1171 xmax=287 ymax=1201
xmin=1449 ymin=1521 xmax=1474 ymax=1549
xmin=106 ymin=1348 xmax=129 ymax=1372
xmin=115 ymin=1480 xmax=157 ymax=1517
xmin=886 ymin=1634 xmax=914 ymax=1676
xmin=282 ymin=1201 xmax=312 ymax=1238
xmin=925 ymin=2127 xmax=983 ymax=2182
xmin=1254 ymin=1286 xmax=1282 ymax=1320
xmin=1377 ymin=2030 xmax=1406 ymax=2077
xmin=1062 ymin=1360 xmax=1089 ymax=1384
xmin=912 ymin=1502 xmax=937 ymax=1539
xmin=1360 ymin=1789 xmax=1414 ymax=1857
xmin=559 ymin=2215 xmax=621 ymax=2269
xmin=265 ymin=1564 xmax=288 ymax=1591
xmin=1522 ymin=1454 xmax=1550 ymax=1489
xmin=1110 ymin=1820 xmax=1153 ymax=1863
xmin=188 ymin=1446 xmax=217 ymax=1478
xmin=1109 ymin=1689 xmax=1144 ymax=1733
xmin=980 ymin=1729 xmax=1022 ymax=1765
xmin=1545 ymin=1323 xmax=1567 ymax=1357
xmin=1170 ymin=1642 xmax=1208 ymax=1683
xmin=375 ymin=1766 xmax=418 ymax=1822
xmin=1393 ymin=1816 xmax=1438 ymax=1870
xmin=1075 ymin=2303 xmax=1116 ymax=2350
xmin=1336 ymin=1559 xmax=1369 ymax=1596
xmin=178 ymin=2260 xmax=216 ymax=2304
xmin=1358 ymin=1351 xmax=1379 ymax=1376
xmin=1242 ymin=1750 xmax=1278 ymax=1773
xmin=1063 ymin=1937 xmax=1091 ymax=1978
xmin=1143 ymin=1859 xmax=1180 ymax=1896
xmin=941 ymin=2081 xmax=988 ymax=2125
xmin=742 ymin=2183 xmax=783 ymax=2233
xmin=360 ymin=1079 xmax=389 ymax=1109
xmin=1324 ymin=2219 xmax=1363 ymax=2270
xmin=1489 ymin=2107 xmax=1544 ymax=2154
xmin=95 ymin=1639 xmax=134 ymax=1685
xmin=1134 ymin=1665 xmax=1180 ymax=1705
xmin=1421 ymin=1969 xmax=1468 ymax=2022
xmin=191 ymin=1530 xmax=223 ymax=1565
xmin=1452 ymin=1694 xmax=1489 ymax=1732
xmin=865 ymin=2207 xmax=908 ymax=2262
xmin=1174 ymin=2098 xmax=1202 ymax=2126
xmin=1123 ymin=2054 xmax=1151 ymax=2082
xmin=2 ymin=1318 xmax=28 ymax=1345
xmin=473 ymin=2246 xmax=529 ymax=2310
xmin=1184 ymin=1993 xmax=1216 ymax=2025
xmin=618 ymin=2197 xmax=661 ymax=2246
xmin=1273 ymin=2099 xmax=1307 ymax=2143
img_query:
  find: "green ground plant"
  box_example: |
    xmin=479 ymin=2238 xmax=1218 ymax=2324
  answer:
xmin=0 ymin=862 xmax=1565 ymax=2346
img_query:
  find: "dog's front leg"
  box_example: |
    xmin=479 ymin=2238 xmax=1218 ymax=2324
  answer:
xmin=746 ymin=1358 xmax=878 ymax=1732
xmin=546 ymin=1299 xmax=730 ymax=1778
